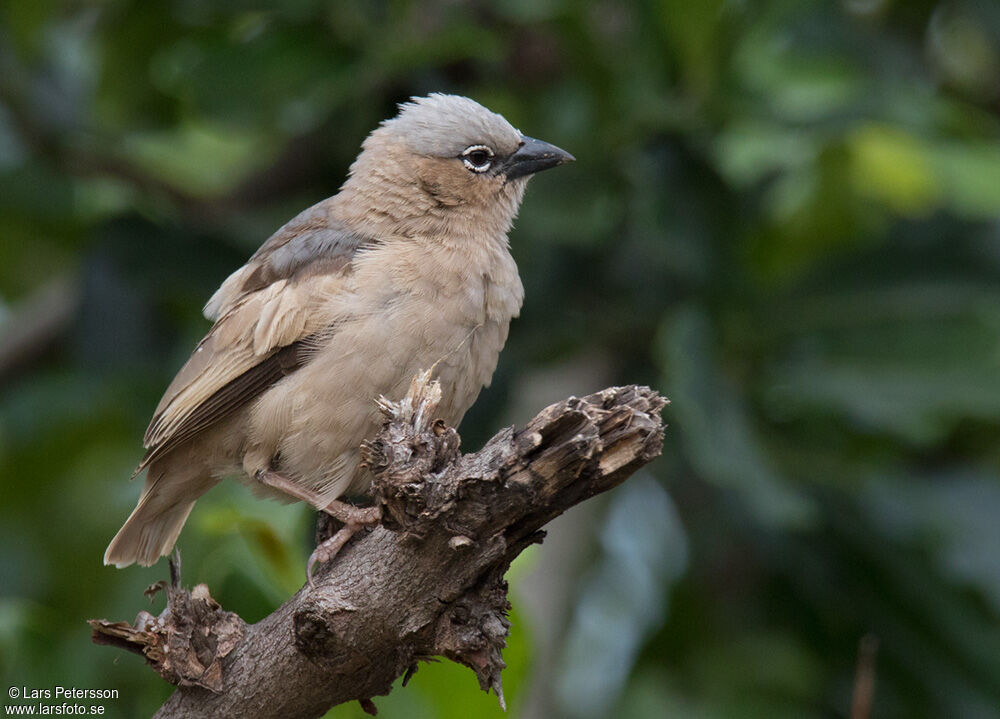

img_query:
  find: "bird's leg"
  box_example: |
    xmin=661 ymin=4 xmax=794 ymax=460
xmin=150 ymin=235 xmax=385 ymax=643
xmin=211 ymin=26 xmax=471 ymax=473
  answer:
xmin=255 ymin=467 xmax=324 ymax=505
xmin=307 ymin=501 xmax=382 ymax=585
xmin=254 ymin=469 xmax=381 ymax=585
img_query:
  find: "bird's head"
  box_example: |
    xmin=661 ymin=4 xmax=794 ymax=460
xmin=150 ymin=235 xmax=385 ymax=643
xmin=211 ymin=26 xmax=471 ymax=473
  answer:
xmin=336 ymin=94 xmax=574 ymax=239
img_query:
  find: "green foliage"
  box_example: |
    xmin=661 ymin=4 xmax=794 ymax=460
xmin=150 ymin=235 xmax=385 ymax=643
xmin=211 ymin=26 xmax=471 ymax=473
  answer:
xmin=3 ymin=0 xmax=1000 ymax=717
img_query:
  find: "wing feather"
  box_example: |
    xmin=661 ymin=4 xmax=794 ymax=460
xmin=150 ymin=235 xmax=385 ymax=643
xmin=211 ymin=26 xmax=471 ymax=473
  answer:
xmin=135 ymin=202 xmax=376 ymax=475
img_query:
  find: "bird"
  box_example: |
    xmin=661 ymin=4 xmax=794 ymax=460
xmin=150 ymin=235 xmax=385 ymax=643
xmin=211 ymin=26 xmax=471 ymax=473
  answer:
xmin=104 ymin=93 xmax=574 ymax=576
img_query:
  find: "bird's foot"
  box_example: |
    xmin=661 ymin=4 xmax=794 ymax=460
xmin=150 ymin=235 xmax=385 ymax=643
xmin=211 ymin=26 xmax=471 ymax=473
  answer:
xmin=306 ymin=500 xmax=382 ymax=587
xmin=255 ymin=469 xmax=382 ymax=585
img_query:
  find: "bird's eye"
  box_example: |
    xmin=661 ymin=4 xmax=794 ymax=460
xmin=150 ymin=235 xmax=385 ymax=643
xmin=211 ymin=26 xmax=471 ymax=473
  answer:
xmin=461 ymin=145 xmax=494 ymax=173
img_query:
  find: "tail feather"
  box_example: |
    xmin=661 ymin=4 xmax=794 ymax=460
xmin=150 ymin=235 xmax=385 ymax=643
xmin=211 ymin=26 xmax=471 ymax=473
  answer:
xmin=104 ymin=497 xmax=196 ymax=568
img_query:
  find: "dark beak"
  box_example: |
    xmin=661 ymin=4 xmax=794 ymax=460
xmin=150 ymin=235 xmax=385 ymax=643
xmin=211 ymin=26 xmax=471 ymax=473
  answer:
xmin=501 ymin=136 xmax=575 ymax=180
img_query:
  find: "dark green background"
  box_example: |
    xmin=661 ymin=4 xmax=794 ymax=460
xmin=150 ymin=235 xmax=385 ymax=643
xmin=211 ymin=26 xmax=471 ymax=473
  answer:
xmin=3 ymin=1 xmax=1000 ymax=717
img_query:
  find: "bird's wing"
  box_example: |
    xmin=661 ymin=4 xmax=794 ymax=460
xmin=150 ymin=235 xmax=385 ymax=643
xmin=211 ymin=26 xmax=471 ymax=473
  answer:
xmin=203 ymin=199 xmax=369 ymax=321
xmin=135 ymin=201 xmax=376 ymax=474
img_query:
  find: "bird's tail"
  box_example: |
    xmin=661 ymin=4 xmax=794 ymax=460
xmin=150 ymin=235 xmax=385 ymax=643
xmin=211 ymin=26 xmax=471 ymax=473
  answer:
xmin=104 ymin=496 xmax=195 ymax=568
xmin=104 ymin=462 xmax=212 ymax=568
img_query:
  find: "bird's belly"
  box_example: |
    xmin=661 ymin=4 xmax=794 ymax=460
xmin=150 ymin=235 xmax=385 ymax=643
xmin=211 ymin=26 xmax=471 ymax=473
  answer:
xmin=245 ymin=298 xmax=511 ymax=504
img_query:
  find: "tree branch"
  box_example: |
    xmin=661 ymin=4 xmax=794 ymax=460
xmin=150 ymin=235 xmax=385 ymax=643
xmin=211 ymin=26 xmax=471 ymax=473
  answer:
xmin=90 ymin=374 xmax=667 ymax=718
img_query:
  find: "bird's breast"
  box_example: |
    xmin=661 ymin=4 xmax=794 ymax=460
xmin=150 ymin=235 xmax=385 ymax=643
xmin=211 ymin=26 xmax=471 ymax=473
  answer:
xmin=247 ymin=233 xmax=523 ymax=502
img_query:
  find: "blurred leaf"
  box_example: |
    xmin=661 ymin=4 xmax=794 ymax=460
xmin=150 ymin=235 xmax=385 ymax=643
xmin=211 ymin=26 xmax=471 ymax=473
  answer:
xmin=555 ymin=475 xmax=687 ymax=717
xmin=864 ymin=470 xmax=1000 ymax=613
xmin=713 ymin=121 xmax=817 ymax=189
xmin=927 ymin=4 xmax=1000 ymax=102
xmin=654 ymin=0 xmax=726 ymax=100
xmin=119 ymin=121 xmax=276 ymax=196
xmin=848 ymin=124 xmax=941 ymax=214
xmin=685 ymin=633 xmax=824 ymax=719
xmin=661 ymin=306 xmax=815 ymax=528
xmin=763 ymin=285 xmax=1000 ymax=444
xmin=734 ymin=11 xmax=863 ymax=122
xmin=929 ymin=141 xmax=1000 ymax=218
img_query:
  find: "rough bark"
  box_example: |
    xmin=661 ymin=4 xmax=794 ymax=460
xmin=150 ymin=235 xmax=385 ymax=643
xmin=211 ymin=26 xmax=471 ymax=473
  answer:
xmin=90 ymin=373 xmax=667 ymax=719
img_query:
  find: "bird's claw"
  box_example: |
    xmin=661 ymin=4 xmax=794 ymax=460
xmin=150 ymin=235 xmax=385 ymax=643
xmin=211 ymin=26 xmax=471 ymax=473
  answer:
xmin=305 ymin=505 xmax=383 ymax=588
xmin=306 ymin=545 xmax=332 ymax=587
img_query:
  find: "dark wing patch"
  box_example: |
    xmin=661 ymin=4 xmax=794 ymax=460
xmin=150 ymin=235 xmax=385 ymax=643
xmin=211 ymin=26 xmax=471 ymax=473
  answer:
xmin=203 ymin=201 xmax=379 ymax=322
xmin=134 ymin=340 xmax=311 ymax=475
xmin=241 ymin=204 xmax=373 ymax=294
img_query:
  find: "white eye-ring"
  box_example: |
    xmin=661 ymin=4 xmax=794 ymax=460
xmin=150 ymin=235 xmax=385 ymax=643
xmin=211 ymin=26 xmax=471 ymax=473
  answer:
xmin=461 ymin=144 xmax=494 ymax=173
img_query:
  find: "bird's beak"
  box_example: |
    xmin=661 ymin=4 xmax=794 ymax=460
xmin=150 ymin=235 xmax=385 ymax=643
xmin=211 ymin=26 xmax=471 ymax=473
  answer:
xmin=501 ymin=136 xmax=575 ymax=180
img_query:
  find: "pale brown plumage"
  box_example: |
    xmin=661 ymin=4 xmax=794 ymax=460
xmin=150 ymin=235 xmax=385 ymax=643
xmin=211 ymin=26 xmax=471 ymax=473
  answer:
xmin=105 ymin=94 xmax=573 ymax=568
